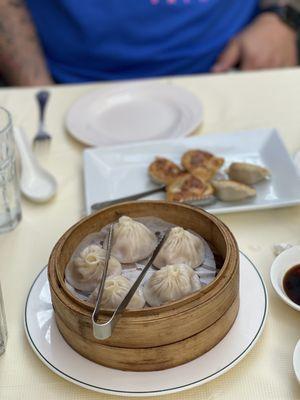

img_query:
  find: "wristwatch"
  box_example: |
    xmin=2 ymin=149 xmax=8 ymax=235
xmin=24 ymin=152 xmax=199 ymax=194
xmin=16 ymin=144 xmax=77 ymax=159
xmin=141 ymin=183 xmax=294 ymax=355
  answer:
xmin=261 ymin=5 xmax=300 ymax=64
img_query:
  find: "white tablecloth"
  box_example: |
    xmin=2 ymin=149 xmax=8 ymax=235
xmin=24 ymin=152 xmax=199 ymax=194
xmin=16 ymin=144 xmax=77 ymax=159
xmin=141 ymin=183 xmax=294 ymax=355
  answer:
xmin=0 ymin=68 xmax=300 ymax=399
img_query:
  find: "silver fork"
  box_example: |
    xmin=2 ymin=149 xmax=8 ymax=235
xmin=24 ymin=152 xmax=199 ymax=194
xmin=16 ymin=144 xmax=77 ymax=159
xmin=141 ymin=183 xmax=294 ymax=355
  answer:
xmin=33 ymin=90 xmax=51 ymax=147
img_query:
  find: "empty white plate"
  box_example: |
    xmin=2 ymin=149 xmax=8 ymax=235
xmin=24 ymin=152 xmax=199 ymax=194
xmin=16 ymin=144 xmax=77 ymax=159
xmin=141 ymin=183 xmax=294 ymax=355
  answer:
xmin=66 ymin=82 xmax=203 ymax=146
xmin=24 ymin=253 xmax=267 ymax=397
xmin=84 ymin=128 xmax=300 ymax=215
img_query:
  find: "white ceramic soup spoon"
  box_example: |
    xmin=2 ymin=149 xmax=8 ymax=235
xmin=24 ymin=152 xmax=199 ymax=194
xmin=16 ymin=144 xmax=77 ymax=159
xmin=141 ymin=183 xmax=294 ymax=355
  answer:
xmin=13 ymin=127 xmax=57 ymax=203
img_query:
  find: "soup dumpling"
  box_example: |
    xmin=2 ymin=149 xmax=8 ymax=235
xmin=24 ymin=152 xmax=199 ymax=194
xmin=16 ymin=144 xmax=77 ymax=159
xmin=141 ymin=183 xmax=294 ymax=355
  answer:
xmin=212 ymin=180 xmax=256 ymax=202
xmin=143 ymin=264 xmax=202 ymax=307
xmin=65 ymin=244 xmax=122 ymax=292
xmin=228 ymin=162 xmax=270 ymax=185
xmin=89 ymin=275 xmax=145 ymax=310
xmin=107 ymin=216 xmax=157 ymax=263
xmin=153 ymin=226 xmax=205 ymax=269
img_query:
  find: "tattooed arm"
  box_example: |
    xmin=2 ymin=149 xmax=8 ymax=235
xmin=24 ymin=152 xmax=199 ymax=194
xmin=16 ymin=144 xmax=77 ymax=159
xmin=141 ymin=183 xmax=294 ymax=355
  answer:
xmin=0 ymin=0 xmax=53 ymax=86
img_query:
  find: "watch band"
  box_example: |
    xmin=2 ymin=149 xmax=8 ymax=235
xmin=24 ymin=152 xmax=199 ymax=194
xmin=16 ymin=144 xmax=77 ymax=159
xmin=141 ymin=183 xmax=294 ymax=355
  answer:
xmin=261 ymin=5 xmax=300 ymax=29
xmin=261 ymin=5 xmax=300 ymax=64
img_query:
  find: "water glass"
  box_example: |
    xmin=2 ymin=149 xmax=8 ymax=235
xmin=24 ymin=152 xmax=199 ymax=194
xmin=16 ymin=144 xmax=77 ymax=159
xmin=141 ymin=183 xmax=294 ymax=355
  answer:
xmin=0 ymin=107 xmax=21 ymax=233
xmin=0 ymin=282 xmax=7 ymax=355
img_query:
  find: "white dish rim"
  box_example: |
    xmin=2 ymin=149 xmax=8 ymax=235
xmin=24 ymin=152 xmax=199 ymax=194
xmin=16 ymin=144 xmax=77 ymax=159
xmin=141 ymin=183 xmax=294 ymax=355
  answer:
xmin=24 ymin=252 xmax=268 ymax=397
xmin=270 ymin=245 xmax=300 ymax=312
xmin=293 ymin=339 xmax=300 ymax=383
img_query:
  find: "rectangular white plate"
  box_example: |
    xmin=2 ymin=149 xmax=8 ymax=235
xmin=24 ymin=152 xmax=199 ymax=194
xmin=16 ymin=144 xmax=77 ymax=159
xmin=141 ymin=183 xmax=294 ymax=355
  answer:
xmin=84 ymin=128 xmax=300 ymax=215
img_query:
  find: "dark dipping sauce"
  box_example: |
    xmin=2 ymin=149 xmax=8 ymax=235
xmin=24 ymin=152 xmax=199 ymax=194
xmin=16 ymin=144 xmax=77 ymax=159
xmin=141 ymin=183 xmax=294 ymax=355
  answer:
xmin=283 ymin=264 xmax=300 ymax=306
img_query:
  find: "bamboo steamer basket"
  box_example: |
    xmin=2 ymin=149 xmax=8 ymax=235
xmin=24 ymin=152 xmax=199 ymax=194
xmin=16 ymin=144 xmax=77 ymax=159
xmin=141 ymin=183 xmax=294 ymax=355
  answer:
xmin=48 ymin=201 xmax=239 ymax=371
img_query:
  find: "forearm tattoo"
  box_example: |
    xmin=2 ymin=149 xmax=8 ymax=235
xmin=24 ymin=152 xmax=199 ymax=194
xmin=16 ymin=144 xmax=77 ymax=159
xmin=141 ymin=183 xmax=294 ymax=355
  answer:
xmin=0 ymin=0 xmax=53 ymax=85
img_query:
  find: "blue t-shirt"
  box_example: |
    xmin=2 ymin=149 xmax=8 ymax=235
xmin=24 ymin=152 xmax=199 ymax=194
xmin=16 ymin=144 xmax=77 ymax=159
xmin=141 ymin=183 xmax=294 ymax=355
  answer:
xmin=26 ymin=0 xmax=259 ymax=83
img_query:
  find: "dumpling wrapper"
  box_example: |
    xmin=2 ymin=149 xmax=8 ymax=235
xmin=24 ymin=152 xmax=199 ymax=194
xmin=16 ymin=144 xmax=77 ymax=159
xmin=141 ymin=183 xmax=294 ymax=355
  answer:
xmin=143 ymin=264 xmax=202 ymax=307
xmin=228 ymin=162 xmax=270 ymax=185
xmin=212 ymin=180 xmax=256 ymax=202
xmin=154 ymin=226 xmax=205 ymax=269
xmin=65 ymin=244 xmax=122 ymax=292
xmin=106 ymin=216 xmax=157 ymax=263
xmin=89 ymin=275 xmax=145 ymax=310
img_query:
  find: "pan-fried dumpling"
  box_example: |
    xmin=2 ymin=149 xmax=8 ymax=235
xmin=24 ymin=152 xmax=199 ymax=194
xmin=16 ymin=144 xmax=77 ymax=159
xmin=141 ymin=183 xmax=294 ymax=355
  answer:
xmin=228 ymin=162 xmax=270 ymax=185
xmin=190 ymin=165 xmax=216 ymax=182
xmin=166 ymin=174 xmax=213 ymax=203
xmin=148 ymin=157 xmax=184 ymax=185
xmin=143 ymin=264 xmax=202 ymax=307
xmin=212 ymin=180 xmax=256 ymax=202
xmin=181 ymin=149 xmax=224 ymax=177
xmin=65 ymin=245 xmax=122 ymax=292
xmin=153 ymin=226 xmax=205 ymax=269
xmin=106 ymin=216 xmax=157 ymax=263
xmin=89 ymin=275 xmax=145 ymax=310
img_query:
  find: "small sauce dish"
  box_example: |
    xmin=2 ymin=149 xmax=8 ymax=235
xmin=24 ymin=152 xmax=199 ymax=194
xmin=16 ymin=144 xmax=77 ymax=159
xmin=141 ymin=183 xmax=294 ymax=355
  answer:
xmin=270 ymin=245 xmax=300 ymax=312
xmin=293 ymin=339 xmax=300 ymax=384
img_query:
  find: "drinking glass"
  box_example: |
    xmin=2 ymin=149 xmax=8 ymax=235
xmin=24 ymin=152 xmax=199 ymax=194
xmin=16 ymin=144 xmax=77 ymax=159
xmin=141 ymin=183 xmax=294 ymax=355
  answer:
xmin=0 ymin=282 xmax=7 ymax=355
xmin=0 ymin=107 xmax=21 ymax=233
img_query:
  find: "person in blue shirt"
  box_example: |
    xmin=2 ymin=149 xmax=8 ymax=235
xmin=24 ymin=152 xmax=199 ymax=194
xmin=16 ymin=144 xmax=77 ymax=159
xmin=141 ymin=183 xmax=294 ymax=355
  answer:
xmin=0 ymin=0 xmax=298 ymax=85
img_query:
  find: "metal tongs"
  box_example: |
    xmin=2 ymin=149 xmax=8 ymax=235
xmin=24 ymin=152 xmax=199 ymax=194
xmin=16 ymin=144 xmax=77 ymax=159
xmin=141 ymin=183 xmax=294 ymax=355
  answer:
xmin=92 ymin=224 xmax=169 ymax=340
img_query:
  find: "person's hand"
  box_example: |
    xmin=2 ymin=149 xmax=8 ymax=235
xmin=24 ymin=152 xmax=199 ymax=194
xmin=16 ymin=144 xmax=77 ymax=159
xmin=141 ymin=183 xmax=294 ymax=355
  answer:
xmin=212 ymin=13 xmax=298 ymax=73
